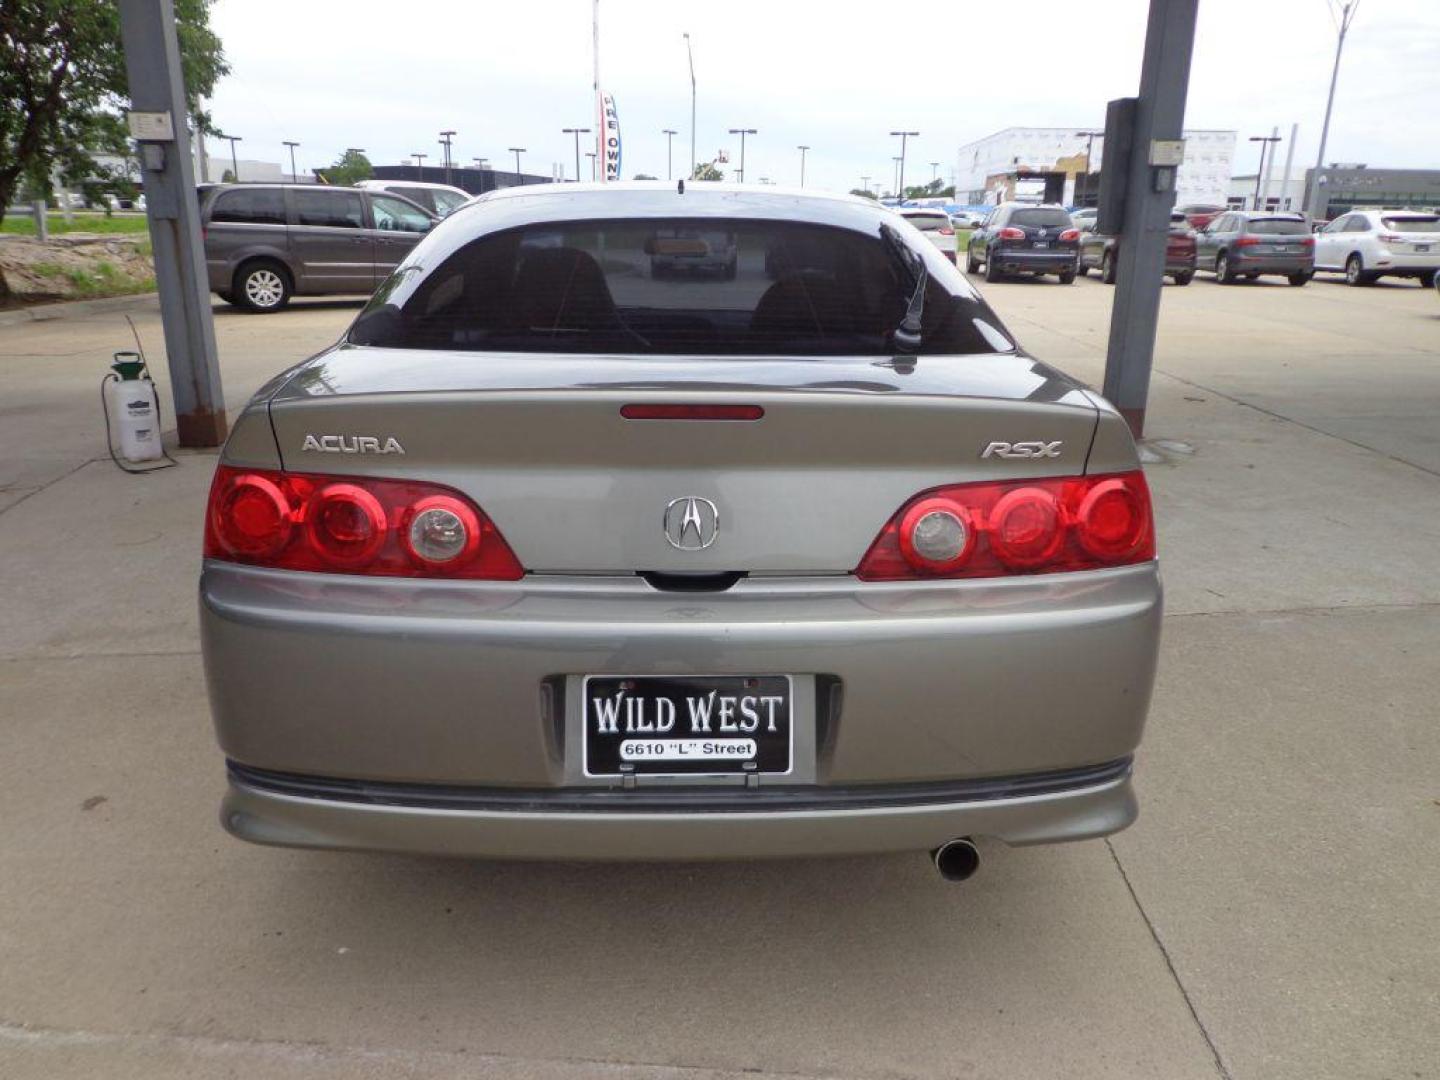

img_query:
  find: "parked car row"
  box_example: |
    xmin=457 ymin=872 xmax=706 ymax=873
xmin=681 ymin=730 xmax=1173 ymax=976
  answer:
xmin=957 ymin=201 xmax=1432 ymax=291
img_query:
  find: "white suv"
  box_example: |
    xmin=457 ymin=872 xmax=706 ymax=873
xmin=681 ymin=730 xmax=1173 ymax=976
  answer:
xmin=1313 ymin=209 xmax=1440 ymax=287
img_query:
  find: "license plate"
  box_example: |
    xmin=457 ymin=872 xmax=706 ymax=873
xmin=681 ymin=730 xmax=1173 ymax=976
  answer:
xmin=1033 ymin=241 xmax=1050 ymax=249
xmin=1274 ymin=245 xmax=1295 ymax=253
xmin=583 ymin=676 xmax=792 ymax=777
xmin=1417 ymin=244 xmax=1431 ymax=253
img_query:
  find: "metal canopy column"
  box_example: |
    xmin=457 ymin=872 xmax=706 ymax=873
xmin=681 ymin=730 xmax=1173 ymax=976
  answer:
xmin=1102 ymin=0 xmax=1199 ymax=439
xmin=117 ymin=0 xmax=227 ymax=446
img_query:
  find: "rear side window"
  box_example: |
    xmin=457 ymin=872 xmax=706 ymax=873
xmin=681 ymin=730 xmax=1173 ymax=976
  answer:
xmin=350 ymin=218 xmax=1004 ymax=357
xmin=294 ymin=190 xmax=364 ymax=229
xmin=209 ymin=188 xmax=285 ymax=225
xmin=433 ymin=190 xmax=469 ymax=214
xmin=1382 ymin=215 xmax=1440 ymax=233
xmin=1248 ymin=218 xmax=1308 ymax=235
xmin=1010 ymin=208 xmax=1071 ymax=228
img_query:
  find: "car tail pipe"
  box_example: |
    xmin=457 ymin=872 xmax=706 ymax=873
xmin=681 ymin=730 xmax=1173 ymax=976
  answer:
xmin=931 ymin=838 xmax=981 ymax=882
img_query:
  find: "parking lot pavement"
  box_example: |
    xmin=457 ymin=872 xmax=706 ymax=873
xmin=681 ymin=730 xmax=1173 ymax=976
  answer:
xmin=2 ymin=281 xmax=1437 ymax=1079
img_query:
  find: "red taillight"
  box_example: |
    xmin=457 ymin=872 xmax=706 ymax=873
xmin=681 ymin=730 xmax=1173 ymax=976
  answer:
xmin=1058 ymin=228 xmax=1080 ymax=242
xmin=1301 ymin=235 xmax=1315 ymax=247
xmin=213 ymin=474 xmax=291 ymax=557
xmin=1235 ymin=236 xmax=1261 ymax=247
xmin=939 ymin=226 xmax=955 ymax=236
xmin=307 ymin=483 xmax=386 ymax=568
xmin=998 ymin=227 xmax=1025 ymax=240
xmin=1378 ymin=232 xmax=1402 ymax=243
xmin=203 ymin=466 xmax=523 ymax=579
xmin=621 ymin=403 xmax=764 ymax=421
xmin=855 ymin=471 xmax=1154 ymax=581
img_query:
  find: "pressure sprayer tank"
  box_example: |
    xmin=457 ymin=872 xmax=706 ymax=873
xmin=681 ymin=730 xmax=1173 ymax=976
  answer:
xmin=106 ymin=351 xmax=163 ymax=462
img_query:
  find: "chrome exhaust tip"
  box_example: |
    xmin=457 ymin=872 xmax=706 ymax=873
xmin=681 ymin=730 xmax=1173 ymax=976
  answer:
xmin=931 ymin=838 xmax=980 ymax=882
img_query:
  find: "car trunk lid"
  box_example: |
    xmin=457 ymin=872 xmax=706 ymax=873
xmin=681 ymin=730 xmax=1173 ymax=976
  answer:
xmin=263 ymin=347 xmax=1102 ymax=575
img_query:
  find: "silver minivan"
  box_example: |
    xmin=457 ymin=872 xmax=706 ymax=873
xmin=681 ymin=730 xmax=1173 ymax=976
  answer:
xmin=201 ymin=184 xmax=436 ymax=312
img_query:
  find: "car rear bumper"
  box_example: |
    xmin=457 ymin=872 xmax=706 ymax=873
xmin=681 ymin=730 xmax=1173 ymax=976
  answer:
xmin=991 ymin=249 xmax=1077 ymax=271
xmin=221 ymin=757 xmax=1138 ymax=858
xmin=1370 ymin=251 xmax=1440 ymax=271
xmin=1230 ymin=252 xmax=1313 ymax=273
xmin=201 ymin=560 xmax=1161 ymax=855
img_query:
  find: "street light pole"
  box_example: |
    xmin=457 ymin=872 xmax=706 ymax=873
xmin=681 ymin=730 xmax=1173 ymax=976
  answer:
xmin=283 ymin=140 xmax=299 ymax=182
xmin=223 ymin=134 xmax=241 ymax=180
xmin=890 ymin=130 xmax=918 ymax=197
xmin=860 ymin=175 xmax=871 ymax=195
xmin=728 ymin=128 xmax=756 ymax=182
xmin=892 ymin=156 xmax=902 ymax=197
xmin=929 ymin=160 xmax=940 ymax=185
xmin=797 ymin=145 xmax=810 ymax=187
xmin=562 ymin=128 xmax=592 ymax=183
xmin=439 ymin=130 xmax=456 ymax=185
xmin=684 ymin=33 xmax=697 ymax=180
xmin=412 ymin=152 xmax=426 ymax=179
xmin=586 ymin=151 xmax=598 ymax=180
xmin=1306 ymin=0 xmax=1360 ymax=218
xmin=1249 ymin=135 xmax=1281 ymax=209
xmin=509 ymin=147 xmax=526 ymax=184
xmin=662 ymin=129 xmax=678 ymax=180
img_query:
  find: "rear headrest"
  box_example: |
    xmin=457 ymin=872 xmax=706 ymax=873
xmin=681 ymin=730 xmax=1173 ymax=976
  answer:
xmin=509 ymin=247 xmax=619 ymax=332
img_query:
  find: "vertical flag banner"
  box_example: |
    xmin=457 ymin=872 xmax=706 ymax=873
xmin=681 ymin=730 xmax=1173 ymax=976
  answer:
xmin=597 ymin=90 xmax=622 ymax=183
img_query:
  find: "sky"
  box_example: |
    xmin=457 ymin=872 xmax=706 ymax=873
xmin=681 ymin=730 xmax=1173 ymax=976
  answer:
xmin=203 ymin=0 xmax=1440 ymax=193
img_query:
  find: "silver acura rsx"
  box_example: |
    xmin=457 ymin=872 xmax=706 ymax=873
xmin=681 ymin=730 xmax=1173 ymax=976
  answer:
xmin=200 ymin=182 xmax=1161 ymax=876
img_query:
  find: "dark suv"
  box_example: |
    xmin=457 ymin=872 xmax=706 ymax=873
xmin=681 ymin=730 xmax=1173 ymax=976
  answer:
xmin=1195 ymin=211 xmax=1314 ymax=286
xmin=201 ymin=184 xmax=436 ymax=312
xmin=965 ymin=204 xmax=1080 ymax=284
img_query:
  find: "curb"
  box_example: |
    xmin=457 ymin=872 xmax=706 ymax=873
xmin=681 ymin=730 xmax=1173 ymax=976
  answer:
xmin=0 ymin=292 xmax=160 ymax=328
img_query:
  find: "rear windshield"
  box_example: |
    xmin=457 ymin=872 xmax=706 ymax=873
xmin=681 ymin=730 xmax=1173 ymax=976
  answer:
xmin=1382 ymin=215 xmax=1440 ymax=233
xmin=904 ymin=214 xmax=950 ymax=232
xmin=1011 ymin=208 xmax=1071 ymax=228
xmin=349 ymin=218 xmax=1004 ymax=356
xmin=1248 ymin=218 xmax=1309 ymax=235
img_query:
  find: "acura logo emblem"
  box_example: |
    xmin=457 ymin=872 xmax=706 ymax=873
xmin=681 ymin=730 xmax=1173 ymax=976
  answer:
xmin=663 ymin=497 xmax=720 ymax=550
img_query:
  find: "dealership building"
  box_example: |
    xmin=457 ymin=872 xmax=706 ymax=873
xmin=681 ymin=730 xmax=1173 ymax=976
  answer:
xmin=1226 ymin=165 xmax=1440 ymax=218
xmin=955 ymin=126 xmax=1236 ymax=207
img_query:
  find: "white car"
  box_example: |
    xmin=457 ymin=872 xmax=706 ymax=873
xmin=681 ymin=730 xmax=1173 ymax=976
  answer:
xmin=355 ymin=180 xmax=471 ymax=218
xmin=1313 ymin=209 xmax=1440 ymax=286
xmin=897 ymin=206 xmax=957 ymax=262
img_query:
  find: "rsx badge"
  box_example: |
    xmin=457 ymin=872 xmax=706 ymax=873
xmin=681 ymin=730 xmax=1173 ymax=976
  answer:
xmin=981 ymin=440 xmax=1063 ymax=460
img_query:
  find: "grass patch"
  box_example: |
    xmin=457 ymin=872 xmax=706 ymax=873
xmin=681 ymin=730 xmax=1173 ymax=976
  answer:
xmin=1 ymin=213 xmax=151 ymax=237
xmin=26 ymin=258 xmax=153 ymax=298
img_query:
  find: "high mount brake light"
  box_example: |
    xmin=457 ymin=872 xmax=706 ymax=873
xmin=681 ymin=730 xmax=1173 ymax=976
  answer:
xmin=621 ymin=404 xmax=764 ymax=421
xmin=855 ymin=471 xmax=1154 ymax=581
xmin=204 ymin=466 xmax=523 ymax=580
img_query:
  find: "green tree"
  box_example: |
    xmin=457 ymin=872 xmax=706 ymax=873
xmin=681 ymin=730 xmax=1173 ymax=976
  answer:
xmin=319 ymin=149 xmax=373 ymax=186
xmin=691 ymin=162 xmax=724 ymax=182
xmin=632 ymin=172 xmax=658 ymax=180
xmin=0 ymin=1 xmax=227 ymax=296
xmin=849 ymin=188 xmax=878 ymax=200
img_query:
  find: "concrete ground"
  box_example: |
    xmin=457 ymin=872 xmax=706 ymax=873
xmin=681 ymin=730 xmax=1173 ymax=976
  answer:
xmin=1 ymin=272 xmax=1437 ymax=1080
